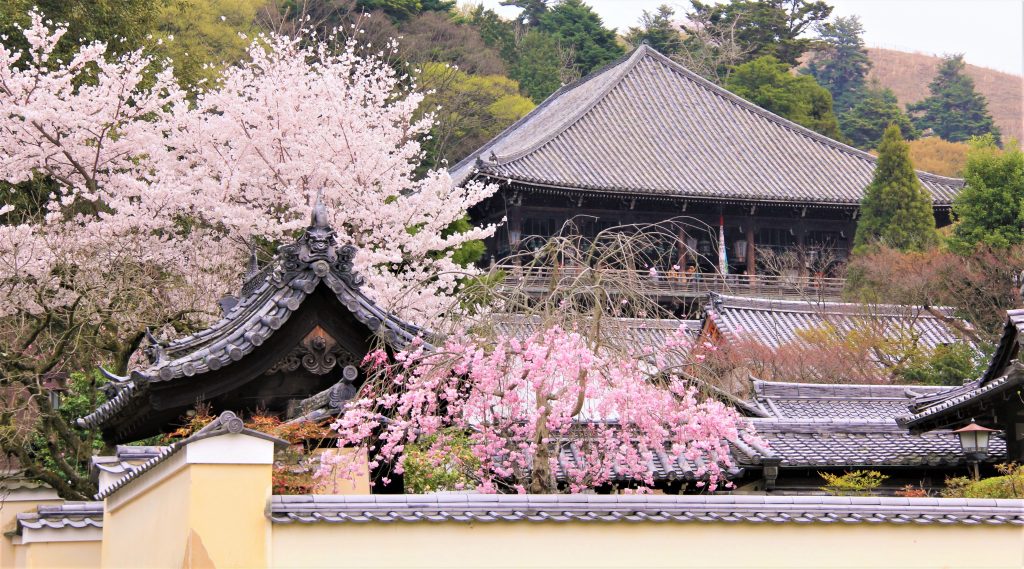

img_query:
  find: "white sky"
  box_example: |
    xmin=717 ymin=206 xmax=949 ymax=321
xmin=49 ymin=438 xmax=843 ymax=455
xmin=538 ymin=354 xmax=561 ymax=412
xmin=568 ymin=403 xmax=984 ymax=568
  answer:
xmin=478 ymin=0 xmax=1024 ymax=76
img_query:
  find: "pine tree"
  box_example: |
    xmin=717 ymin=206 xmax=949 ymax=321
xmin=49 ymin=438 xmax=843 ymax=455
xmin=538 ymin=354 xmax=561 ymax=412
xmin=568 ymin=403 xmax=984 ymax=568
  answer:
xmin=625 ymin=5 xmax=683 ymax=56
xmin=840 ymin=87 xmax=916 ymax=150
xmin=853 ymin=124 xmax=939 ymax=253
xmin=909 ymin=54 xmax=1001 ymax=144
xmin=805 ymin=16 xmax=871 ymax=113
xmin=536 ymin=0 xmax=622 ymax=75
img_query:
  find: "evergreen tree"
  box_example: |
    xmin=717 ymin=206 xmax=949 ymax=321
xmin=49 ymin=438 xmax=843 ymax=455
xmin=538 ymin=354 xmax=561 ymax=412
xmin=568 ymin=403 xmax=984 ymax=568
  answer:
xmin=500 ymin=0 xmax=548 ymax=25
xmin=509 ymin=30 xmax=575 ymax=103
xmin=686 ymin=0 xmax=832 ymax=67
xmin=909 ymin=54 xmax=1001 ymax=144
xmin=537 ymin=0 xmax=622 ymax=75
xmin=725 ymin=56 xmax=844 ymax=141
xmin=625 ymin=5 xmax=683 ymax=56
xmin=853 ymin=124 xmax=939 ymax=253
xmin=805 ymin=16 xmax=871 ymax=113
xmin=948 ymin=136 xmax=1024 ymax=253
xmin=840 ymin=87 xmax=916 ymax=149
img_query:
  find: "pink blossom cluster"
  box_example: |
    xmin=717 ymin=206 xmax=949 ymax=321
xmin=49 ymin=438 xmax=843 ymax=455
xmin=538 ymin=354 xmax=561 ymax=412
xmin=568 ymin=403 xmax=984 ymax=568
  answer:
xmin=329 ymin=325 xmax=761 ymax=493
xmin=0 ymin=11 xmax=495 ymax=333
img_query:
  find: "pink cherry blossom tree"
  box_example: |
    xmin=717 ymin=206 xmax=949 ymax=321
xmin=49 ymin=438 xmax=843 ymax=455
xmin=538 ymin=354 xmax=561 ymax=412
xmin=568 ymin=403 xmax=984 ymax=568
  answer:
xmin=331 ymin=325 xmax=757 ymax=494
xmin=0 ymin=11 xmax=492 ymax=497
xmin=326 ymin=221 xmax=760 ymax=494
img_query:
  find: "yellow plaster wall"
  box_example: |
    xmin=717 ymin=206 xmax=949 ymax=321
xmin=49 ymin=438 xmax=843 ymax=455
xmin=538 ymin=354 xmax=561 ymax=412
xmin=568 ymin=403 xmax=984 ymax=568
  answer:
xmin=101 ymin=464 xmax=191 ymax=569
xmin=187 ymin=464 xmax=272 ymax=568
xmin=270 ymin=521 xmax=1024 ymax=569
xmin=0 ymin=492 xmax=62 ymax=569
xmin=14 ymin=539 xmax=101 ymax=569
xmin=101 ymin=459 xmax=272 ymax=569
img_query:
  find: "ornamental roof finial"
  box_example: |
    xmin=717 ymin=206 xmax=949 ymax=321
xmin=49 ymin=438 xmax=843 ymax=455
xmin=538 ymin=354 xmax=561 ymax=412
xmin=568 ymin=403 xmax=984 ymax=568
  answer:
xmin=311 ymin=189 xmax=330 ymax=229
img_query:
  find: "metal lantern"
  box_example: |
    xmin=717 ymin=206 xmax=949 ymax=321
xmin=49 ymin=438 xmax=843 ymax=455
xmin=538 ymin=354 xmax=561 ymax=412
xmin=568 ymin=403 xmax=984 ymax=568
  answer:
xmin=954 ymin=419 xmax=998 ymax=464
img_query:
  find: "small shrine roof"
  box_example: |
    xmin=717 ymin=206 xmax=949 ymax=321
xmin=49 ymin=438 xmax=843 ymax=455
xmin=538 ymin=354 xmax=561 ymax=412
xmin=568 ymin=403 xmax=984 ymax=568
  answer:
xmin=77 ymin=200 xmax=425 ymax=438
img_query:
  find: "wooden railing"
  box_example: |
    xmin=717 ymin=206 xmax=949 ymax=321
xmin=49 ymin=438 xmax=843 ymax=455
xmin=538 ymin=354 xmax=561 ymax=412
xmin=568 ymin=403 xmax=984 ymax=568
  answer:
xmin=495 ymin=265 xmax=847 ymax=302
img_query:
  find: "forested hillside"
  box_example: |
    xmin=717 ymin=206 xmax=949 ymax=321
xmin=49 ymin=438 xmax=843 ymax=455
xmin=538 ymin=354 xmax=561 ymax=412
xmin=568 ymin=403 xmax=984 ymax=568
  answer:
xmin=868 ymin=48 xmax=1022 ymax=145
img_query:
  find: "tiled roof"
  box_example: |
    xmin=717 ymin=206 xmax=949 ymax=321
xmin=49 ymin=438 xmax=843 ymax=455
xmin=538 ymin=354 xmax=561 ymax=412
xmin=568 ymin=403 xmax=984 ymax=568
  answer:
xmin=452 ymin=45 xmax=963 ymax=207
xmin=749 ymin=419 xmax=1005 ymax=468
xmin=979 ymin=308 xmax=1024 ymax=383
xmin=898 ymin=309 xmax=1024 ymax=432
xmin=269 ymin=494 xmax=1024 ymax=525
xmin=751 ymin=380 xmax=951 ymax=421
xmin=707 ymin=294 xmax=967 ymax=352
xmin=90 ymin=445 xmax=167 ymax=481
xmin=491 ymin=314 xmax=699 ymax=363
xmin=77 ymin=203 xmax=424 ymax=432
xmin=899 ymin=362 xmax=1024 ymax=431
xmin=16 ymin=502 xmax=103 ymax=532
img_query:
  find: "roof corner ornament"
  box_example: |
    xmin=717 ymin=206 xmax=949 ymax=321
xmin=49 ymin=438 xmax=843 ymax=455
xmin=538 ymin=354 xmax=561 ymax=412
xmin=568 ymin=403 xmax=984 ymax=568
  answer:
xmin=143 ymin=329 xmax=166 ymax=365
xmin=243 ymin=246 xmax=260 ymax=282
xmin=272 ymin=193 xmax=363 ymax=289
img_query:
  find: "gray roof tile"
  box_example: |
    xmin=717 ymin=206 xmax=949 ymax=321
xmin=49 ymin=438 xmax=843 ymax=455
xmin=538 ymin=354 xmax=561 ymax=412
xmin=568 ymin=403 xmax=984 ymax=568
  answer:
xmin=453 ymin=46 xmax=963 ymax=207
xmin=749 ymin=419 xmax=1006 ymax=468
xmin=268 ymin=493 xmax=1024 ymax=525
xmin=16 ymin=502 xmax=103 ymax=532
xmin=752 ymin=379 xmax=952 ymax=421
xmin=708 ymin=294 xmax=969 ymax=353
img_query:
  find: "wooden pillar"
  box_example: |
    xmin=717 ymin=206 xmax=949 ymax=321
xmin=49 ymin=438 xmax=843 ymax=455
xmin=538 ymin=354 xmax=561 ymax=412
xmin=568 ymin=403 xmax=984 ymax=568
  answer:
xmin=745 ymin=223 xmax=756 ymax=277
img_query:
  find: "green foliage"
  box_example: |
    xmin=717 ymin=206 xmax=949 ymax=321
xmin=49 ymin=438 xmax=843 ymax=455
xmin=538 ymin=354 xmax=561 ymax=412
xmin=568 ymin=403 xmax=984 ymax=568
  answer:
xmin=687 ymin=0 xmax=832 ymax=66
xmin=804 ymin=16 xmax=871 ymax=114
xmin=154 ymin=0 xmax=263 ymax=88
xmin=948 ymin=136 xmax=1024 ymax=253
xmin=725 ymin=56 xmax=843 ymax=140
xmin=897 ymin=342 xmax=983 ymax=386
xmin=909 ymin=54 xmax=1001 ymax=144
xmin=0 ymin=0 xmax=161 ymax=56
xmin=403 ymin=429 xmax=480 ymax=493
xmin=22 ymin=370 xmax=108 ymax=495
xmin=819 ymin=470 xmax=888 ymax=496
xmin=358 ymin=0 xmax=455 ymax=20
xmin=444 ymin=216 xmax=487 ymax=267
xmin=509 ymin=30 xmax=573 ymax=103
xmin=625 ymin=5 xmax=682 ymax=55
xmin=462 ymin=4 xmax=518 ymax=62
xmin=535 ymin=0 xmax=622 ymax=75
xmin=500 ymin=0 xmax=548 ymax=26
xmin=840 ymin=87 xmax=917 ymax=150
xmin=943 ymin=463 xmax=1024 ymax=498
xmin=853 ymin=124 xmax=939 ymax=253
xmin=417 ymin=62 xmax=533 ymax=166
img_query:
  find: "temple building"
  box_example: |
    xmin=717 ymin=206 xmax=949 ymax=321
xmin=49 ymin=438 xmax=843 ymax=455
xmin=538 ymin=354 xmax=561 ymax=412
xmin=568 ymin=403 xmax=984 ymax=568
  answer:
xmin=455 ymin=45 xmax=963 ymax=278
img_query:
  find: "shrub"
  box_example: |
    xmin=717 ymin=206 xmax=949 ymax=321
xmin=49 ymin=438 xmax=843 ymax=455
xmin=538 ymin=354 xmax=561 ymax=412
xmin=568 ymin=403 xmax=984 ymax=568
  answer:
xmin=942 ymin=463 xmax=1024 ymax=498
xmin=819 ymin=470 xmax=888 ymax=496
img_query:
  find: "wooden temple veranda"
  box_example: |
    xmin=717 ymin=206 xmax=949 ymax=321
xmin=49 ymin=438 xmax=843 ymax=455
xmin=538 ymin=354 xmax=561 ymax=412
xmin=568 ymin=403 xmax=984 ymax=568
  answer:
xmin=455 ymin=45 xmax=964 ymax=302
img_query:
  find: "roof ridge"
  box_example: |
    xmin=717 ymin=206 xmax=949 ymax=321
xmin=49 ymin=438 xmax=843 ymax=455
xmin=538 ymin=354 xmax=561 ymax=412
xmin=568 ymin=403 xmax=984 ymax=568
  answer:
xmin=635 ymin=48 xmax=963 ymax=185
